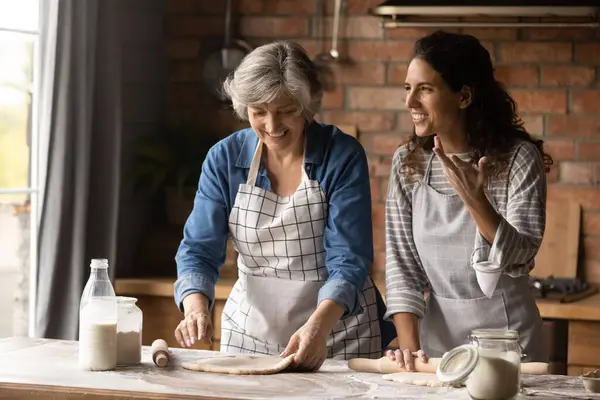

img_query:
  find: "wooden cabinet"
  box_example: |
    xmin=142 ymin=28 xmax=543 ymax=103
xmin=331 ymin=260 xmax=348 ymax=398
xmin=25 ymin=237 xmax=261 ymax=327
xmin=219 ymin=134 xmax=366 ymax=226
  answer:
xmin=566 ymin=321 xmax=600 ymax=375
xmin=115 ymin=278 xmax=234 ymax=352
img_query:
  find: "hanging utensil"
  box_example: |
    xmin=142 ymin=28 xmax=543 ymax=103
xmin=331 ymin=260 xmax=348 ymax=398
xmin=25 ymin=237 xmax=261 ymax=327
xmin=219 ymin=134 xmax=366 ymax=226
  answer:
xmin=200 ymin=0 xmax=252 ymax=102
xmin=312 ymin=0 xmax=343 ymax=92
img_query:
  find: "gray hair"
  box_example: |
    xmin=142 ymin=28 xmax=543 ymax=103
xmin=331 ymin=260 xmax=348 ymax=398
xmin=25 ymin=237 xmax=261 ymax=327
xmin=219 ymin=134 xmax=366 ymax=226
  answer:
xmin=222 ymin=41 xmax=324 ymax=121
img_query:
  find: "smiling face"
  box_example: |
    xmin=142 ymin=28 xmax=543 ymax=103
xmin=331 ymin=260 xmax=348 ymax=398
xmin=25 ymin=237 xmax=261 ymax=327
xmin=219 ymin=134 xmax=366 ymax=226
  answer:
xmin=247 ymin=93 xmax=306 ymax=154
xmin=404 ymin=58 xmax=469 ymax=139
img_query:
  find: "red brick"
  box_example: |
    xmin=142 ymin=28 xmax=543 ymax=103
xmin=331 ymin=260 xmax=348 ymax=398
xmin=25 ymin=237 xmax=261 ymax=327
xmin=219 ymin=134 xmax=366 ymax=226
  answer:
xmin=389 ymin=63 xmax=408 ymax=85
xmin=576 ymin=44 xmax=600 ymax=63
xmin=398 ymin=113 xmax=414 ymax=133
xmin=166 ymin=0 xmax=196 ymax=13
xmin=544 ymin=140 xmax=575 ymax=160
xmin=327 ymin=0 xmax=382 ymax=14
xmin=380 ymin=179 xmax=389 ymax=198
xmin=295 ymin=39 xmax=320 ymax=58
xmin=372 ymin=202 xmax=385 ymax=229
xmin=547 ymin=186 xmax=600 ymax=211
xmin=167 ymin=17 xmax=224 ymax=37
xmin=461 ymin=28 xmax=517 ymax=40
xmin=348 ymin=41 xmax=413 ymax=62
xmin=373 ymin=225 xmax=385 ymax=250
xmin=510 ymin=90 xmax=567 ymax=114
xmin=165 ymin=40 xmax=201 ymax=59
xmin=579 ymin=142 xmax=600 ymax=161
xmin=321 ymin=86 xmax=344 ymax=109
xmin=546 ymin=164 xmax=559 ymax=183
xmin=369 ymin=157 xmax=393 ymax=177
xmin=520 ymin=115 xmax=544 ymax=136
xmin=196 ymin=2 xmax=225 ymax=14
xmin=371 ymin=179 xmax=381 ymax=202
xmin=316 ymin=17 xmax=383 ymax=39
xmin=583 ymin=212 xmax=600 ymax=236
xmin=495 ymin=66 xmax=538 ymax=87
xmin=239 ymin=17 xmax=308 ymax=38
xmin=386 ymin=27 xmax=459 ymax=39
xmin=348 ymin=87 xmax=404 ymax=110
xmin=265 ymin=0 xmax=316 ymax=14
xmin=320 ymin=111 xmax=396 ymax=132
xmin=559 ymin=162 xmax=594 ymax=184
xmin=520 ymin=28 xmax=593 ymax=41
xmin=584 ymin=259 xmax=600 ymax=285
xmin=372 ymin=133 xmax=404 ymax=156
xmin=572 ymin=91 xmax=600 ymax=115
xmin=541 ymin=66 xmax=595 ymax=87
xmin=584 ymin=236 xmax=600 ymax=261
xmin=237 ymin=0 xmax=264 ymax=13
xmin=331 ymin=63 xmax=386 ymax=85
xmin=169 ymin=60 xmax=200 ymax=82
xmin=547 ymin=116 xmax=600 ymax=138
xmin=497 ymin=43 xmax=572 ymax=63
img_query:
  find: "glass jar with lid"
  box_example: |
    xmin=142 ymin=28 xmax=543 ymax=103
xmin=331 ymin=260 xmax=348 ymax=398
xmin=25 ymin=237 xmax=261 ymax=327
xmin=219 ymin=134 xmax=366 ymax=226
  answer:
xmin=436 ymin=329 xmax=522 ymax=400
xmin=116 ymin=296 xmax=143 ymax=366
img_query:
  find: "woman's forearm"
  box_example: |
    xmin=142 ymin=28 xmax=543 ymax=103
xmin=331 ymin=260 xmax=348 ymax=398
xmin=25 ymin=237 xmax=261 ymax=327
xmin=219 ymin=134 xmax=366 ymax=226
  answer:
xmin=392 ymin=312 xmax=421 ymax=351
xmin=466 ymin=192 xmax=501 ymax=245
xmin=308 ymin=299 xmax=345 ymax=337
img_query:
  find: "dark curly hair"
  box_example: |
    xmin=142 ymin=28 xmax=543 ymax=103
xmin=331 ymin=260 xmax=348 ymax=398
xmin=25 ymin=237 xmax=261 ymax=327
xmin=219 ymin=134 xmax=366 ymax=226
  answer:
xmin=400 ymin=30 xmax=553 ymax=180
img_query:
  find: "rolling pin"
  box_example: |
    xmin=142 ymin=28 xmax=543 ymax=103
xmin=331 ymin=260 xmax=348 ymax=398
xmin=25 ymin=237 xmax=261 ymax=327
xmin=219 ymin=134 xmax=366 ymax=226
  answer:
xmin=151 ymin=339 xmax=170 ymax=367
xmin=348 ymin=357 xmax=549 ymax=375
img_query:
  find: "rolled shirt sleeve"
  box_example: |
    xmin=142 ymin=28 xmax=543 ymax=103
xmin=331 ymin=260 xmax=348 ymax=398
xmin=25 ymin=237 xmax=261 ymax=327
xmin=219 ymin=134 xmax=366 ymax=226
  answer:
xmin=318 ymin=142 xmax=374 ymax=319
xmin=174 ymin=145 xmax=229 ymax=312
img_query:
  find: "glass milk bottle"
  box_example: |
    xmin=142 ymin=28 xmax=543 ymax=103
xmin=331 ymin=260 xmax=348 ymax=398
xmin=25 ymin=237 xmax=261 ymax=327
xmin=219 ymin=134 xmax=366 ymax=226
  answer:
xmin=78 ymin=258 xmax=118 ymax=371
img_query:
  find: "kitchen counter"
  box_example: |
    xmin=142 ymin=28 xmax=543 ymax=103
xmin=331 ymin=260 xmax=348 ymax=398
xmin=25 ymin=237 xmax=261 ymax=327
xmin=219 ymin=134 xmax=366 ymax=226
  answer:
xmin=0 ymin=337 xmax=596 ymax=400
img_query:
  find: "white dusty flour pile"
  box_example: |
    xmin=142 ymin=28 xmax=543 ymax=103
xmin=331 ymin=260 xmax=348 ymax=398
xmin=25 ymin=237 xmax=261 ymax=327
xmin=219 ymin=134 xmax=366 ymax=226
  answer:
xmin=117 ymin=331 xmax=141 ymax=366
xmin=468 ymin=352 xmax=520 ymax=400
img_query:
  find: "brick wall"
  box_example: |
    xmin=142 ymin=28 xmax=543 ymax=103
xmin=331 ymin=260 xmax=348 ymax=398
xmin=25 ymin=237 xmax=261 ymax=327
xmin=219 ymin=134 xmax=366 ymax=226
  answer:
xmin=164 ymin=0 xmax=600 ymax=283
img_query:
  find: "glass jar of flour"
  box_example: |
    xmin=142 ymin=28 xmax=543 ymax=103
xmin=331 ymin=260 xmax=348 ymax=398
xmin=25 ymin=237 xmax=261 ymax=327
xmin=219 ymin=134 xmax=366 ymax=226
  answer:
xmin=79 ymin=259 xmax=118 ymax=371
xmin=116 ymin=296 xmax=143 ymax=366
xmin=436 ymin=329 xmax=522 ymax=400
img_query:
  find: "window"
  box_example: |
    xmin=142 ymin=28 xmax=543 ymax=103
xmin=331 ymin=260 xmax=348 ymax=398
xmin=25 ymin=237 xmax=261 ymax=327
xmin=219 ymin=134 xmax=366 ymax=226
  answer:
xmin=0 ymin=0 xmax=39 ymax=338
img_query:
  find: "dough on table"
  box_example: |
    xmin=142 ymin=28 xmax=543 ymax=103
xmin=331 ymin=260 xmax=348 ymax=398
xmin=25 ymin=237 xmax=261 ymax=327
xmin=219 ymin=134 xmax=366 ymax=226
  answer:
xmin=182 ymin=353 xmax=296 ymax=375
xmin=382 ymin=372 xmax=463 ymax=388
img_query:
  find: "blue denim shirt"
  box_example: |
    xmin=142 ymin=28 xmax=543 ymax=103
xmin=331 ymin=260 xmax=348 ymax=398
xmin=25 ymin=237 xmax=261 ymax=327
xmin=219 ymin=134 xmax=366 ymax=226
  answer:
xmin=174 ymin=121 xmax=374 ymax=320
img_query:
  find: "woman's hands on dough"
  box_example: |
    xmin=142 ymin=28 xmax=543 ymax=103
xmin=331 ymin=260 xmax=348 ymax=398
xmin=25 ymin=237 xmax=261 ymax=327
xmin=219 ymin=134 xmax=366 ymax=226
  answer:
xmin=385 ymin=348 xmax=428 ymax=372
xmin=175 ymin=293 xmax=213 ymax=348
xmin=280 ymin=321 xmax=328 ymax=371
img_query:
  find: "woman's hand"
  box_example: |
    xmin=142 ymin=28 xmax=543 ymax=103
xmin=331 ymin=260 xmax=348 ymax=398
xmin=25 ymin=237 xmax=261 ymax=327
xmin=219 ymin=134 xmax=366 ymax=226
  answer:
xmin=174 ymin=293 xmax=213 ymax=348
xmin=385 ymin=348 xmax=428 ymax=371
xmin=433 ymin=135 xmax=488 ymax=207
xmin=280 ymin=321 xmax=328 ymax=371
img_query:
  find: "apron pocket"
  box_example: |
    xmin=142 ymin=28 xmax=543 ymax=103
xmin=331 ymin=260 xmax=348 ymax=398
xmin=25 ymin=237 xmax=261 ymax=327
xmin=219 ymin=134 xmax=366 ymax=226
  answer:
xmin=420 ymin=292 xmax=509 ymax=357
xmin=245 ymin=274 xmax=323 ymax=346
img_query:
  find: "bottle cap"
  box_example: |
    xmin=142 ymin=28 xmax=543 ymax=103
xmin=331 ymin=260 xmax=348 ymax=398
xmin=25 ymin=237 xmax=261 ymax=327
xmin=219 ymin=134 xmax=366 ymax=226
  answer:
xmin=90 ymin=258 xmax=109 ymax=268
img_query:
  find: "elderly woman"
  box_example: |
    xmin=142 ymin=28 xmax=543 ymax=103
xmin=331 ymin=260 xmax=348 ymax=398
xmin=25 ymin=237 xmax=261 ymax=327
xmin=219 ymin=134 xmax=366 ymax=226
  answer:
xmin=173 ymin=41 xmax=392 ymax=370
xmin=384 ymin=31 xmax=553 ymax=370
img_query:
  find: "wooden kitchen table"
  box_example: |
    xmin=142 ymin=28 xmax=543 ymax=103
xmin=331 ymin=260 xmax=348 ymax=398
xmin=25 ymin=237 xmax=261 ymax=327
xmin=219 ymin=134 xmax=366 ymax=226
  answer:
xmin=0 ymin=337 xmax=597 ymax=400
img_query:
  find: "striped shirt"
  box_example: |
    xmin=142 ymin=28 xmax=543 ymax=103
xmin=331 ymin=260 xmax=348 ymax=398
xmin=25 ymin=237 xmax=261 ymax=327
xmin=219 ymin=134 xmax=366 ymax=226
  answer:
xmin=384 ymin=140 xmax=547 ymax=319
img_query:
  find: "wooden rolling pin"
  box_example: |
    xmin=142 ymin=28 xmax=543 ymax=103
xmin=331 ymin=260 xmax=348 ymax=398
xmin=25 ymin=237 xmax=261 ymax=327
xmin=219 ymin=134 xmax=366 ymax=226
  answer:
xmin=151 ymin=339 xmax=170 ymax=367
xmin=348 ymin=356 xmax=549 ymax=375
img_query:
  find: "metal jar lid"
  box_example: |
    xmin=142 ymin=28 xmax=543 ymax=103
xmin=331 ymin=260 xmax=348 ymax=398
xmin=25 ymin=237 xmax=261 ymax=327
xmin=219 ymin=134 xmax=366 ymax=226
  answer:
xmin=436 ymin=344 xmax=479 ymax=385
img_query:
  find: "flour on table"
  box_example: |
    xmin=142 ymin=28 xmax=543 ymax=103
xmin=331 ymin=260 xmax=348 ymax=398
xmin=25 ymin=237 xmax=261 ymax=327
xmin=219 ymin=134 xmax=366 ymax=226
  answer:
xmin=382 ymin=372 xmax=462 ymax=388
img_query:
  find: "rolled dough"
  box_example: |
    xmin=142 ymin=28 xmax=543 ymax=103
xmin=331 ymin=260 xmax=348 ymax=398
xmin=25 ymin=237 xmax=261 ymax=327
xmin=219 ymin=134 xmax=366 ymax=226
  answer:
xmin=382 ymin=372 xmax=462 ymax=388
xmin=181 ymin=353 xmax=296 ymax=375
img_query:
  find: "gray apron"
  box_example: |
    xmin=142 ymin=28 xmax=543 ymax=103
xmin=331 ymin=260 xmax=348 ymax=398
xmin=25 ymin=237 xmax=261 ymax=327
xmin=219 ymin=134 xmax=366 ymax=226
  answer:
xmin=413 ymin=153 xmax=547 ymax=362
xmin=220 ymin=138 xmax=381 ymax=359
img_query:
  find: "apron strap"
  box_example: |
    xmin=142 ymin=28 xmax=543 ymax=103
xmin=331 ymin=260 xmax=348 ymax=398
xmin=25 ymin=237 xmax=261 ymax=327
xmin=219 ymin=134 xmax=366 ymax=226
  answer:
xmin=423 ymin=152 xmax=435 ymax=184
xmin=247 ymin=139 xmax=263 ymax=186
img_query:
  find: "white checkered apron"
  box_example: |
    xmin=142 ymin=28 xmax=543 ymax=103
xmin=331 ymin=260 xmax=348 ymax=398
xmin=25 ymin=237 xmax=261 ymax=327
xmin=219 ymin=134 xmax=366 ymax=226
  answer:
xmin=220 ymin=139 xmax=381 ymax=359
